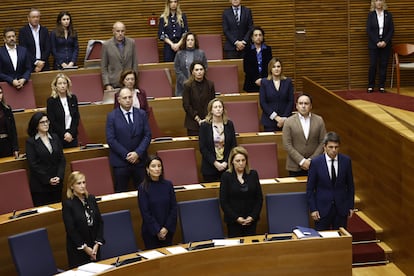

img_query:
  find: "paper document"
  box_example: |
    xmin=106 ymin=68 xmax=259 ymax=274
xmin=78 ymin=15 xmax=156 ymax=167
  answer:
xmin=166 ymin=246 xmax=188 ymax=254
xmin=319 ymin=231 xmax=340 ymax=238
xmin=213 ymin=239 xmax=241 ymax=246
xmin=139 ymin=250 xmax=165 ymax=259
xmin=183 ymin=184 xmax=204 ymax=190
xmin=77 ymin=262 xmax=114 ymax=273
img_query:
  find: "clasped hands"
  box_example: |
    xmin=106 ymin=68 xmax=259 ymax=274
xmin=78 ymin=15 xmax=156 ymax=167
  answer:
xmin=126 ymin=151 xmax=139 ymax=164
xmin=237 ymin=216 xmax=254 ymax=226
xmin=157 ymin=227 xmax=168 ymax=240
xmin=12 ymin=78 xmax=26 ymax=89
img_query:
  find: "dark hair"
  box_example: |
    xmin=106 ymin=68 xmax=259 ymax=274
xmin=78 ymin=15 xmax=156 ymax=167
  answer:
xmin=296 ymin=93 xmax=313 ymax=104
xmin=0 ymin=85 xmax=10 ymax=109
xmin=179 ymin=32 xmax=199 ymax=50
xmin=3 ymin=27 xmax=15 ymax=37
xmin=323 ymin=131 xmax=341 ymax=145
xmin=249 ymin=26 xmax=265 ymax=43
xmin=141 ymin=155 xmax=165 ymax=191
xmin=185 ymin=61 xmax=207 ymax=84
xmin=119 ymin=69 xmax=139 ymax=89
xmin=27 ymin=112 xmax=48 ymax=137
xmin=55 ymin=11 xmax=77 ymax=38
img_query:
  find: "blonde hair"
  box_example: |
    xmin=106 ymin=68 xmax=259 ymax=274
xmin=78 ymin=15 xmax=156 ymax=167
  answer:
xmin=227 ymin=146 xmax=250 ymax=174
xmin=267 ymin=57 xmax=287 ymax=81
xmin=66 ymin=171 xmax=88 ymax=199
xmin=205 ymin=98 xmax=229 ymax=124
xmin=161 ymin=0 xmax=185 ymax=27
xmin=370 ymin=0 xmax=388 ymax=11
xmin=50 ymin=73 xmax=73 ymax=98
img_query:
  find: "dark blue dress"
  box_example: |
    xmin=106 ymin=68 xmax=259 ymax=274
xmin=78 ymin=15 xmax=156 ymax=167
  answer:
xmin=50 ymin=31 xmax=79 ymax=69
xmin=158 ymin=13 xmax=189 ymax=62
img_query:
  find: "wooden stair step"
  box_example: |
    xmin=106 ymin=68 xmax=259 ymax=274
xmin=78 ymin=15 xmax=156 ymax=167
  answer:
xmin=355 ymin=211 xmax=383 ymax=236
xmin=352 ymin=262 xmax=406 ymax=276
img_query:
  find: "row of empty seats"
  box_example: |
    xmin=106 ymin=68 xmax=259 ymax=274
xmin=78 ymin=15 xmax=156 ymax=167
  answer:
xmin=8 ymin=192 xmax=308 ymax=275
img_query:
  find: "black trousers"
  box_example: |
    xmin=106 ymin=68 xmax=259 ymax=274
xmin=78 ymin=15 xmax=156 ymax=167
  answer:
xmin=368 ymin=45 xmax=391 ymax=89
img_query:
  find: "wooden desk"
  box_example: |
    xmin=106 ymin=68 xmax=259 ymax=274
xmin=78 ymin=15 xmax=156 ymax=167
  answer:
xmin=73 ymin=229 xmax=352 ymax=276
xmin=0 ymin=178 xmax=306 ymax=276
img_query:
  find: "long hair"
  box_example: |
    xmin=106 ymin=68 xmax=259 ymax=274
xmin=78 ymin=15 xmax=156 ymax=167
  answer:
xmin=141 ymin=155 xmax=165 ymax=191
xmin=227 ymin=146 xmax=250 ymax=174
xmin=267 ymin=57 xmax=287 ymax=80
xmin=184 ymin=61 xmax=206 ymax=84
xmin=179 ymin=32 xmax=199 ymax=51
xmin=0 ymin=85 xmax=11 ymax=110
xmin=119 ymin=69 xmax=139 ymax=89
xmin=204 ymin=98 xmax=229 ymax=124
xmin=27 ymin=112 xmax=48 ymax=137
xmin=370 ymin=0 xmax=388 ymax=11
xmin=161 ymin=0 xmax=185 ymax=27
xmin=66 ymin=171 xmax=89 ymax=199
xmin=50 ymin=73 xmax=73 ymax=98
xmin=55 ymin=11 xmax=77 ymax=38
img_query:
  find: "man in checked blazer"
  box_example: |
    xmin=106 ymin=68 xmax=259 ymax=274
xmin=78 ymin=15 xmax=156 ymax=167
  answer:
xmin=101 ymin=21 xmax=138 ymax=91
xmin=282 ymin=94 xmax=326 ymax=176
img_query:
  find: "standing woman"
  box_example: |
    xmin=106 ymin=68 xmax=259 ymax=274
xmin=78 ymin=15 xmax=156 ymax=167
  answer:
xmin=158 ymin=0 xmax=189 ymax=62
xmin=243 ymin=26 xmax=272 ymax=92
xmin=199 ymin=98 xmax=237 ymax=182
xmin=220 ymin=146 xmax=263 ymax=238
xmin=174 ymin=32 xmax=207 ymax=96
xmin=50 ymin=11 xmax=79 ymax=70
xmin=138 ymin=155 xmax=177 ymax=249
xmin=182 ymin=61 xmax=215 ymax=136
xmin=25 ymin=112 xmax=66 ymax=206
xmin=259 ymin=57 xmax=294 ymax=131
xmin=113 ymin=69 xmax=149 ymax=115
xmin=62 ymin=171 xmax=104 ymax=268
xmin=366 ymin=0 xmax=394 ymax=93
xmin=47 ymin=73 xmax=80 ymax=148
xmin=0 ymin=85 xmax=19 ymax=158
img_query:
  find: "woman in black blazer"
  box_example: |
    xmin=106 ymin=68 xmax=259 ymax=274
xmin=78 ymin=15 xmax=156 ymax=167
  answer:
xmin=366 ymin=0 xmax=394 ymax=93
xmin=26 ymin=112 xmax=66 ymax=206
xmin=0 ymin=85 xmax=19 ymax=158
xmin=62 ymin=171 xmax=104 ymax=268
xmin=47 ymin=73 xmax=80 ymax=148
xmin=199 ymin=98 xmax=237 ymax=182
xmin=243 ymin=26 xmax=272 ymax=92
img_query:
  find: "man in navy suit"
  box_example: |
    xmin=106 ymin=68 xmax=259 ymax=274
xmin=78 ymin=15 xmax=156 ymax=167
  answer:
xmin=306 ymin=132 xmax=355 ymax=231
xmin=222 ymin=0 xmax=254 ymax=59
xmin=18 ymin=8 xmax=51 ymax=72
xmin=106 ymin=87 xmax=151 ymax=192
xmin=0 ymin=27 xmax=32 ymax=89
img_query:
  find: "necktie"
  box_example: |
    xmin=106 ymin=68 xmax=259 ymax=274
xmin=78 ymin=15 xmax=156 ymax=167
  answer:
xmin=331 ymin=159 xmax=336 ymax=185
xmin=126 ymin=112 xmax=133 ymax=126
xmin=234 ymin=7 xmax=240 ymax=25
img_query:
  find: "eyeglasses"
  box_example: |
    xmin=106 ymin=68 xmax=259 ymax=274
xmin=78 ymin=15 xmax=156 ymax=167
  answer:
xmin=39 ymin=120 xmax=50 ymax=125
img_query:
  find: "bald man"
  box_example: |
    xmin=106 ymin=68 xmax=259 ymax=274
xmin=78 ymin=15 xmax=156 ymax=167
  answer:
xmin=101 ymin=21 xmax=138 ymax=91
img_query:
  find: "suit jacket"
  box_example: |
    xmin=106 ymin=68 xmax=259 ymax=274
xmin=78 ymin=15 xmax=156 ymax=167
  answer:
xmin=106 ymin=107 xmax=151 ymax=168
xmin=50 ymin=31 xmax=79 ymax=69
xmin=0 ymin=45 xmax=32 ymax=84
xmin=46 ymin=94 xmax=80 ymax=142
xmin=101 ymin=37 xmax=138 ymax=88
xmin=243 ymin=44 xmax=272 ymax=92
xmin=0 ymin=103 xmax=19 ymax=154
xmin=259 ymin=78 xmax=294 ymax=130
xmin=174 ymin=49 xmax=207 ymax=96
xmin=199 ymin=120 xmax=237 ymax=176
xmin=62 ymin=195 xmax=104 ymax=268
xmin=306 ymin=153 xmax=355 ymax=218
xmin=282 ymin=113 xmax=326 ymax=172
xmin=18 ymin=24 xmax=51 ymax=71
xmin=222 ymin=5 xmax=254 ymax=51
xmin=366 ymin=10 xmax=394 ymax=49
xmin=182 ymin=78 xmax=215 ymax=132
xmin=25 ymin=133 xmax=66 ymax=193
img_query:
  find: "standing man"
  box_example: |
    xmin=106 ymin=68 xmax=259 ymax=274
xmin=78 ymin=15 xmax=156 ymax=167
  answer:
xmin=106 ymin=87 xmax=151 ymax=192
xmin=101 ymin=21 xmax=138 ymax=91
xmin=0 ymin=27 xmax=32 ymax=89
xmin=222 ymin=0 xmax=254 ymax=59
xmin=18 ymin=8 xmax=51 ymax=72
xmin=306 ymin=132 xmax=355 ymax=231
xmin=282 ymin=94 xmax=326 ymax=176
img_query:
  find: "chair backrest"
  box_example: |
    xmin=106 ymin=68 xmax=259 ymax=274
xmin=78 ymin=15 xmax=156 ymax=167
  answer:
xmin=134 ymin=37 xmax=160 ymax=64
xmin=178 ymin=198 xmax=224 ymax=243
xmin=70 ymin=73 xmax=104 ymax=103
xmin=240 ymin=142 xmax=279 ymax=179
xmin=0 ymin=80 xmax=36 ymax=110
xmin=100 ymin=210 xmax=139 ymax=259
xmin=0 ymin=169 xmax=33 ymax=215
xmin=76 ymin=117 xmax=90 ymax=146
xmin=225 ymin=101 xmax=260 ymax=133
xmin=266 ymin=192 xmax=309 ymax=234
xmin=148 ymin=106 xmax=164 ymax=138
xmin=393 ymin=43 xmax=414 ymax=59
xmin=197 ymin=34 xmax=223 ymax=60
xmin=156 ymin=148 xmax=199 ymax=185
xmin=8 ymin=228 xmax=59 ymax=276
xmin=207 ymin=65 xmax=239 ymax=94
xmin=70 ymin=157 xmax=115 ymax=196
xmin=138 ymin=68 xmax=173 ymax=98
xmin=85 ymin=40 xmax=103 ymax=61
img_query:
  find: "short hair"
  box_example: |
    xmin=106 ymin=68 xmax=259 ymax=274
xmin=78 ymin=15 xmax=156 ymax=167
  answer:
xmin=296 ymin=93 xmax=313 ymax=104
xmin=204 ymin=98 xmax=229 ymax=124
xmin=227 ymin=146 xmax=251 ymax=174
xmin=179 ymin=32 xmax=200 ymax=51
xmin=27 ymin=112 xmax=48 ymax=137
xmin=370 ymin=0 xmax=388 ymax=11
xmin=50 ymin=73 xmax=73 ymax=98
xmin=28 ymin=8 xmax=40 ymax=16
xmin=323 ymin=131 xmax=341 ymax=145
xmin=249 ymin=26 xmax=266 ymax=43
xmin=66 ymin=171 xmax=88 ymax=199
xmin=141 ymin=155 xmax=165 ymax=191
xmin=3 ymin=27 xmax=15 ymax=37
xmin=119 ymin=69 xmax=139 ymax=89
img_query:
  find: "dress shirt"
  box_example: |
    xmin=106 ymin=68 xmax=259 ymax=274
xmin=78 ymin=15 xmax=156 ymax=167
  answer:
xmin=120 ymin=106 xmax=133 ymax=123
xmin=298 ymin=113 xmax=311 ymax=140
xmin=29 ymin=24 xmax=41 ymax=60
xmin=324 ymin=153 xmax=337 ymax=180
xmin=376 ymin=10 xmax=384 ymax=36
xmin=59 ymin=97 xmax=72 ymax=130
xmin=6 ymin=44 xmax=17 ymax=70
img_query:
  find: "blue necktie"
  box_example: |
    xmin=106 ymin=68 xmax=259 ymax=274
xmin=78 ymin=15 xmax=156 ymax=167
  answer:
xmin=234 ymin=7 xmax=240 ymax=25
xmin=126 ymin=112 xmax=133 ymax=128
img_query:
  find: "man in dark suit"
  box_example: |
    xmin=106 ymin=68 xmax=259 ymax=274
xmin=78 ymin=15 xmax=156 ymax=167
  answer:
xmin=222 ymin=0 xmax=254 ymax=59
xmin=106 ymin=87 xmax=151 ymax=192
xmin=306 ymin=132 xmax=355 ymax=231
xmin=18 ymin=8 xmax=51 ymax=72
xmin=282 ymin=94 xmax=326 ymax=176
xmin=0 ymin=27 xmax=32 ymax=89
